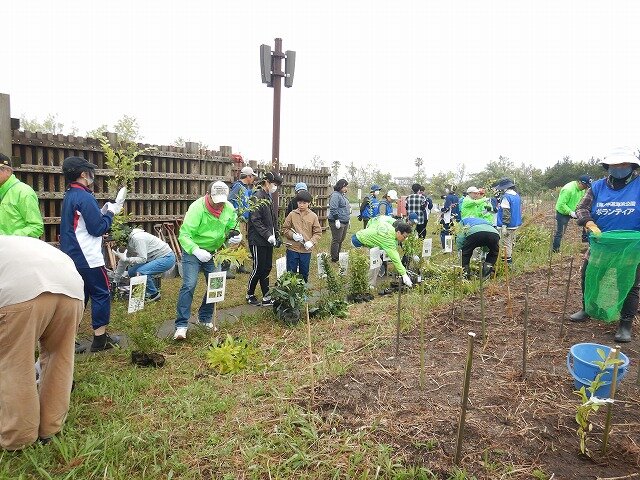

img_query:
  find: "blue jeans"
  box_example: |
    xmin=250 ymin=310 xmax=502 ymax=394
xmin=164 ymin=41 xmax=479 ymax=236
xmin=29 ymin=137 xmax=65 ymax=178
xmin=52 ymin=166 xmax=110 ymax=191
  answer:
xmin=553 ymin=212 xmax=571 ymax=252
xmin=128 ymin=252 xmax=176 ymax=296
xmin=175 ymin=250 xmax=221 ymax=328
xmin=286 ymin=249 xmax=311 ymax=282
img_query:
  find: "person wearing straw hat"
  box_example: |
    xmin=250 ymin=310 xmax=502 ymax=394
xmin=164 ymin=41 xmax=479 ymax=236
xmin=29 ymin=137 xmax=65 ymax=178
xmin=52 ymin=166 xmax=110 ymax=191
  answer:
xmin=552 ymin=174 xmax=591 ymax=253
xmin=0 ymin=153 xmax=44 ymax=238
xmin=174 ymin=181 xmax=241 ymax=340
xmin=570 ymin=147 xmax=640 ymax=342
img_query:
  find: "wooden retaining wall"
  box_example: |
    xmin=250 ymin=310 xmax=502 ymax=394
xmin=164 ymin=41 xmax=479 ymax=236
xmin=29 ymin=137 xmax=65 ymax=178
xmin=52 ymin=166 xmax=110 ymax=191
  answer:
xmin=10 ymin=130 xmax=331 ymax=243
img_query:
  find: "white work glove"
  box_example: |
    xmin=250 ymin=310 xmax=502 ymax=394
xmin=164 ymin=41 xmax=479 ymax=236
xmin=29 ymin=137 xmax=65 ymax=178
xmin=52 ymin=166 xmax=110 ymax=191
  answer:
xmin=106 ymin=202 xmax=123 ymax=215
xmin=304 ymin=240 xmax=313 ymax=250
xmin=292 ymin=232 xmax=304 ymax=242
xmin=267 ymin=235 xmax=277 ymax=245
xmin=113 ymin=250 xmax=127 ymax=261
xmin=402 ymin=273 xmax=413 ymax=287
xmin=412 ymin=255 xmax=420 ymax=263
xmin=334 ymin=219 xmax=341 ymax=229
xmin=101 ymin=203 xmax=109 ymax=214
xmin=570 ymin=211 xmax=577 ymax=219
xmin=115 ymin=187 xmax=127 ymax=206
xmin=192 ymin=247 xmax=212 ymax=263
xmin=228 ymin=233 xmax=243 ymax=245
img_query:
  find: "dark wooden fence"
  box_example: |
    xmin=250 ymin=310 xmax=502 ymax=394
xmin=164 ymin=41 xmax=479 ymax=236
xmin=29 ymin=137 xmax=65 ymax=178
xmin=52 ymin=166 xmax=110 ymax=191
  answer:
xmin=10 ymin=130 xmax=331 ymax=243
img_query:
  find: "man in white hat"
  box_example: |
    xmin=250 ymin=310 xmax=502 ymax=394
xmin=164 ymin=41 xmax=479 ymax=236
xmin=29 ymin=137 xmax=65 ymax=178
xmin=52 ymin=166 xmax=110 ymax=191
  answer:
xmin=378 ymin=190 xmax=398 ymax=216
xmin=227 ymin=166 xmax=256 ymax=276
xmin=173 ymin=181 xmax=242 ymax=340
xmin=571 ymin=147 xmax=640 ymax=343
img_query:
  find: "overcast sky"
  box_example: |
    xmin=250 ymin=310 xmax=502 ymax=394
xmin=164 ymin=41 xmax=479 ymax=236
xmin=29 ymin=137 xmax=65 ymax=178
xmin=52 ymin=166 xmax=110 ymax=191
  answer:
xmin=3 ymin=1 xmax=640 ymax=178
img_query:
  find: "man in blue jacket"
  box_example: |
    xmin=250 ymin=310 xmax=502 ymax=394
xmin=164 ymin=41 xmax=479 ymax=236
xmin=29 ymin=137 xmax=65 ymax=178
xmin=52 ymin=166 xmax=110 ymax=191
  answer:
xmin=227 ymin=166 xmax=255 ymax=275
xmin=328 ymin=178 xmax=351 ymax=262
xmin=60 ymin=156 xmax=125 ymax=352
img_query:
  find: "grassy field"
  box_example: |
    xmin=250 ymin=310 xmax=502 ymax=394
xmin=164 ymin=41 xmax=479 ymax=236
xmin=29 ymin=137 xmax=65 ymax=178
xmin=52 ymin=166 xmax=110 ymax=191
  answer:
xmin=1 ymin=208 xmax=582 ymax=479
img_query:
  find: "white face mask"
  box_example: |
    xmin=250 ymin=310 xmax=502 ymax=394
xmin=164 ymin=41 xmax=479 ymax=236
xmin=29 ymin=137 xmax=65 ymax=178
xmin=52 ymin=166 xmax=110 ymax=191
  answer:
xmin=85 ymin=170 xmax=95 ymax=186
xmin=269 ymin=184 xmax=278 ymax=194
xmin=374 ymin=190 xmax=380 ymax=196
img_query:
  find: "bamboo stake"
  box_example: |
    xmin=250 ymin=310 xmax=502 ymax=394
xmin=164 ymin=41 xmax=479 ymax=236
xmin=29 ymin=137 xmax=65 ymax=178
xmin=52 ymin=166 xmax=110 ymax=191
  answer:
xmin=546 ymin=232 xmax=553 ymax=295
xmin=212 ymin=303 xmax=218 ymax=332
xmin=455 ymin=331 xmax=476 ymax=466
xmin=419 ymin=281 xmax=426 ymax=389
xmin=459 ymin=267 xmax=465 ymax=324
xmin=559 ymin=257 xmax=575 ymax=337
xmin=503 ymin=247 xmax=512 ymax=317
xmin=395 ymin=280 xmax=402 ymax=359
xmin=451 ymin=266 xmax=458 ymax=321
xmin=602 ymin=347 xmax=621 ymax=454
xmin=480 ymin=262 xmax=486 ymax=341
xmin=306 ymin=303 xmax=315 ymax=407
xmin=522 ymin=284 xmax=529 ymax=379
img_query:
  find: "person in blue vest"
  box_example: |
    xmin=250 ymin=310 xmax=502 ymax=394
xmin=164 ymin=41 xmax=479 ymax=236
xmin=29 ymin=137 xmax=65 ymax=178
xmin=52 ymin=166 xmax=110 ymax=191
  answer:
xmin=377 ymin=190 xmax=397 ymax=216
xmin=494 ymin=178 xmax=522 ymax=265
xmin=358 ymin=184 xmax=381 ymax=228
xmin=227 ymin=166 xmax=256 ymax=276
xmin=440 ymin=186 xmax=460 ymax=249
xmin=570 ymin=147 xmax=640 ymax=342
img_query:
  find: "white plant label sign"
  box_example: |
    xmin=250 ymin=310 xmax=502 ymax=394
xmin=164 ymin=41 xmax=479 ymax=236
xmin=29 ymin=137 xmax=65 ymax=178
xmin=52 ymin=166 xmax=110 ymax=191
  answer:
xmin=128 ymin=275 xmax=147 ymax=313
xmin=338 ymin=251 xmax=349 ymax=274
xmin=276 ymin=256 xmax=287 ymax=279
xmin=369 ymin=247 xmax=382 ymax=270
xmin=444 ymin=235 xmax=453 ymax=253
xmin=206 ymin=271 xmax=227 ymax=304
xmin=317 ymin=253 xmax=327 ymax=279
xmin=422 ymin=238 xmax=433 ymax=258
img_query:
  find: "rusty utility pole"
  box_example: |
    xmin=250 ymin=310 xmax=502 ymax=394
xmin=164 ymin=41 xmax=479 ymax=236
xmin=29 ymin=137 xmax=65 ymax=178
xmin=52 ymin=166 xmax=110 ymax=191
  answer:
xmin=260 ymin=38 xmax=296 ymax=212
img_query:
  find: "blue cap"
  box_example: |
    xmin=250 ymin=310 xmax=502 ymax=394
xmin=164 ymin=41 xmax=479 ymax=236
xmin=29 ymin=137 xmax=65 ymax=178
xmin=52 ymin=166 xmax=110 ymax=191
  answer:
xmin=294 ymin=182 xmax=308 ymax=192
xmin=370 ymin=184 xmax=381 ymax=192
xmin=578 ymin=175 xmax=591 ymax=186
xmin=408 ymin=212 xmax=419 ymax=223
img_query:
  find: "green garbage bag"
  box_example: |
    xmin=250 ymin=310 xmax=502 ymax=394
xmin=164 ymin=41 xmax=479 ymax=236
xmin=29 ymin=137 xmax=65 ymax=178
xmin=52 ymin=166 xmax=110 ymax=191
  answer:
xmin=584 ymin=230 xmax=640 ymax=322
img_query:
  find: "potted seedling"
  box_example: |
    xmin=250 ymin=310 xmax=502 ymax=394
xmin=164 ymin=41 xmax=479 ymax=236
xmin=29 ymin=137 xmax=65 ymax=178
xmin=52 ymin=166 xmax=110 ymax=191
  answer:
xmin=270 ymin=271 xmax=308 ymax=325
xmin=347 ymin=249 xmax=374 ymax=303
xmin=129 ymin=310 xmax=166 ymax=368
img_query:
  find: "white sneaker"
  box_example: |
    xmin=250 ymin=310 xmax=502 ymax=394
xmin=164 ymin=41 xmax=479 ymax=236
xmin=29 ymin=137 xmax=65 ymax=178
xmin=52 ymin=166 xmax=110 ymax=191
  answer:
xmin=173 ymin=327 xmax=188 ymax=340
xmin=201 ymin=322 xmax=218 ymax=332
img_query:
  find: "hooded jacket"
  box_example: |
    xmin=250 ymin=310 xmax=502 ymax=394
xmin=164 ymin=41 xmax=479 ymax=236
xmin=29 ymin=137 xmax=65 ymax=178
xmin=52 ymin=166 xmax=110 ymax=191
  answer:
xmin=282 ymin=208 xmax=322 ymax=253
xmin=178 ymin=198 xmax=237 ymax=254
xmin=248 ymin=188 xmax=278 ymax=247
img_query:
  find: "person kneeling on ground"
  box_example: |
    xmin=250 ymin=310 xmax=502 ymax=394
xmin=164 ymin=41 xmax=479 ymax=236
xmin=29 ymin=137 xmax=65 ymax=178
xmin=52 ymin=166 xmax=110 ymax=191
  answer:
xmin=570 ymin=147 xmax=640 ymax=343
xmin=0 ymin=236 xmax=84 ymax=450
xmin=282 ymin=189 xmax=322 ymax=282
xmin=351 ymin=219 xmax=414 ymax=287
xmin=112 ymin=224 xmax=176 ymax=302
xmin=174 ymin=181 xmax=242 ymax=340
xmin=456 ymin=217 xmax=500 ymax=279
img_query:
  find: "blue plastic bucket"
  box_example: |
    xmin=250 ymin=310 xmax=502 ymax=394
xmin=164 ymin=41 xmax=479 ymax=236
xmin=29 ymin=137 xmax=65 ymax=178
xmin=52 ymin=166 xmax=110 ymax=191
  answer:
xmin=567 ymin=343 xmax=629 ymax=398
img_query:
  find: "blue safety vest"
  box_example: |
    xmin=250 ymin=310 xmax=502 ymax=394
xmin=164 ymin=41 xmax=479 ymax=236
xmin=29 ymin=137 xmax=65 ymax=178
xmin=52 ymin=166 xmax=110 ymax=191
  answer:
xmin=497 ymin=192 xmax=522 ymax=228
xmin=591 ymin=176 xmax=640 ymax=232
xmin=362 ymin=195 xmax=380 ymax=219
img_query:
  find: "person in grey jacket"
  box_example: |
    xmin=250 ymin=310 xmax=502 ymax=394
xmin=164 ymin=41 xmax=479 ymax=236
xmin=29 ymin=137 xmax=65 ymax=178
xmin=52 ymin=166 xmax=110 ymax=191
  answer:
xmin=328 ymin=179 xmax=351 ymax=262
xmin=113 ymin=225 xmax=176 ymax=301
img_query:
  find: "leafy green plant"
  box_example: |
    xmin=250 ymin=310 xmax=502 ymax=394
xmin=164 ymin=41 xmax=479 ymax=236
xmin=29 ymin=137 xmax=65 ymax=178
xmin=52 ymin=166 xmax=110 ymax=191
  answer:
xmin=347 ymin=248 xmax=372 ymax=302
xmin=310 ymin=254 xmax=349 ymax=318
xmin=127 ymin=311 xmax=164 ymax=354
xmin=574 ymin=348 xmax=623 ymax=456
xmin=214 ymin=246 xmax=251 ymax=268
xmin=270 ymin=272 xmax=308 ymax=325
xmin=98 ymin=134 xmax=153 ymax=194
xmin=206 ymin=334 xmax=256 ymax=374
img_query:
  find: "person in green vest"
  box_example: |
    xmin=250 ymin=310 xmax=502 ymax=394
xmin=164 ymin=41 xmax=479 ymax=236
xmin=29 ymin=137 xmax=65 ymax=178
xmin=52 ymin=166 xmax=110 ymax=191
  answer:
xmin=552 ymin=174 xmax=591 ymax=252
xmin=351 ymin=219 xmax=414 ymax=287
xmin=461 ymin=186 xmax=494 ymax=222
xmin=0 ymin=153 xmax=44 ymax=238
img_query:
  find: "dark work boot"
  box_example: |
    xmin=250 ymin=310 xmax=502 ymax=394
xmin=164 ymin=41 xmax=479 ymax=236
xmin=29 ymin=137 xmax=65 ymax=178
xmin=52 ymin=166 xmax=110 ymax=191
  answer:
xmin=463 ymin=266 xmax=471 ymax=279
xmin=90 ymin=334 xmax=121 ymax=352
xmin=482 ymin=263 xmax=494 ymax=279
xmin=614 ymin=317 xmax=633 ymax=343
xmin=569 ymin=310 xmax=590 ymax=322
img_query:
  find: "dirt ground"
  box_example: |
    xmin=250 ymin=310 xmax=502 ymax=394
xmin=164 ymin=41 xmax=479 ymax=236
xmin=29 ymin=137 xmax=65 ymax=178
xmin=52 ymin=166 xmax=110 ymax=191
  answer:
xmin=313 ymin=261 xmax=640 ymax=479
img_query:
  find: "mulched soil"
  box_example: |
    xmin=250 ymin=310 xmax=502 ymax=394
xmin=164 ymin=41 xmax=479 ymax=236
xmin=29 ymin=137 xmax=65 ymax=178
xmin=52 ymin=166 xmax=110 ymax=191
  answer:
xmin=313 ymin=260 xmax=640 ymax=479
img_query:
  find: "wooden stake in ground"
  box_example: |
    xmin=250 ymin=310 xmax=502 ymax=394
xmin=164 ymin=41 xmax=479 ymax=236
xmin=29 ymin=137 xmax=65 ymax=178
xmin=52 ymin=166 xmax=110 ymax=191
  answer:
xmin=451 ymin=266 xmax=458 ymax=322
xmin=503 ymin=248 xmax=512 ymax=317
xmin=212 ymin=303 xmax=218 ymax=332
xmin=395 ymin=280 xmax=402 ymax=359
xmin=602 ymin=347 xmax=621 ymax=454
xmin=480 ymin=262 xmax=486 ymax=341
xmin=419 ymin=283 xmax=426 ymax=389
xmin=306 ymin=303 xmax=315 ymax=407
xmin=546 ymin=232 xmax=553 ymax=295
xmin=559 ymin=257 xmax=575 ymax=337
xmin=455 ymin=331 xmax=476 ymax=466
xmin=522 ymin=284 xmax=529 ymax=379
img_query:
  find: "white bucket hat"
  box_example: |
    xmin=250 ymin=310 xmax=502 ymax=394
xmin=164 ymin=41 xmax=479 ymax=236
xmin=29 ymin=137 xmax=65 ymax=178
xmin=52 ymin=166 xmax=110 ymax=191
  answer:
xmin=601 ymin=147 xmax=640 ymax=166
xmin=386 ymin=190 xmax=398 ymax=200
xmin=466 ymin=186 xmax=479 ymax=194
xmin=240 ymin=166 xmax=256 ymax=176
xmin=210 ymin=181 xmax=229 ymax=203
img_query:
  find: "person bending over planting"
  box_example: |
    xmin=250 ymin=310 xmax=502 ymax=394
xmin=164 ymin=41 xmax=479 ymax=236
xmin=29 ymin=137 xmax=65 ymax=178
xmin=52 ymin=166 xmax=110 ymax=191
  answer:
xmin=457 ymin=217 xmax=500 ymax=279
xmin=173 ymin=181 xmax=241 ymax=340
xmin=282 ymin=189 xmax=322 ymax=282
xmin=351 ymin=219 xmax=414 ymax=287
xmin=570 ymin=147 xmax=640 ymax=343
